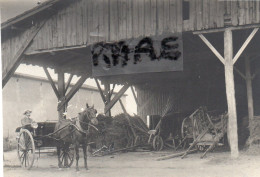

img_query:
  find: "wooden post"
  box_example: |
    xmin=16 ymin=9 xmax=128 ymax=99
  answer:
xmin=245 ymin=57 xmax=254 ymax=128
xmin=57 ymin=71 xmax=66 ymax=120
xmin=104 ymin=82 xmax=111 ymax=116
xmin=224 ymin=28 xmax=239 ymax=158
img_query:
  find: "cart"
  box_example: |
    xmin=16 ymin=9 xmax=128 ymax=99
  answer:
xmin=180 ymin=107 xmax=228 ymax=158
xmin=15 ymin=121 xmax=74 ymax=169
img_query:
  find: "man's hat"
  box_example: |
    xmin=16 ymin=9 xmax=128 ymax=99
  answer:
xmin=23 ymin=110 xmax=32 ymax=115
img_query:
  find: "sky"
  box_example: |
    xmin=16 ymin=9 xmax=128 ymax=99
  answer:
xmin=0 ymin=0 xmax=137 ymax=115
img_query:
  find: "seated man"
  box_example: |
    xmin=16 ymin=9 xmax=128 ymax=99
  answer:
xmin=21 ymin=110 xmax=34 ymax=126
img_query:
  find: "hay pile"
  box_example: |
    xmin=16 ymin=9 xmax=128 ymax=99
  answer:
xmin=246 ymin=116 xmax=260 ymax=154
xmin=90 ymin=114 xmax=149 ymax=150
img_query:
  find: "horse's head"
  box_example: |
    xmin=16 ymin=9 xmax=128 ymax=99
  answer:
xmin=79 ymin=104 xmax=98 ymax=126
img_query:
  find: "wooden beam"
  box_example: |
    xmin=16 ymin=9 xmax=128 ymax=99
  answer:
xmin=104 ymin=82 xmax=111 ymax=116
xmin=198 ymin=34 xmax=225 ymax=64
xmin=104 ymin=83 xmax=130 ymax=114
xmin=2 ymin=22 xmax=45 ymax=88
xmin=245 ymin=57 xmax=254 ymax=129
xmin=57 ymin=71 xmax=66 ymax=119
xmin=233 ymin=28 xmax=259 ymax=64
xmin=234 ymin=66 xmax=246 ymax=80
xmin=252 ymin=70 xmax=259 ymax=80
xmin=224 ymin=28 xmax=239 ymax=158
xmin=130 ymin=86 xmax=139 ymax=106
xmin=65 ymin=74 xmax=74 ymax=94
xmin=193 ymin=24 xmax=260 ymax=35
xmin=110 ymin=84 xmax=115 ymax=98
xmin=94 ymin=78 xmax=106 ymax=104
xmin=58 ymin=75 xmax=88 ymax=111
xmin=43 ymin=67 xmax=59 ymax=98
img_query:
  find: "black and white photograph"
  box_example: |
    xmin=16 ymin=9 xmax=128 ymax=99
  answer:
xmin=1 ymin=0 xmax=260 ymax=176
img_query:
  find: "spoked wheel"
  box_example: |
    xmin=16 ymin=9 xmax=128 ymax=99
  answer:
xmin=152 ymin=135 xmax=164 ymax=151
xmin=59 ymin=145 xmax=74 ymax=168
xmin=17 ymin=129 xmax=35 ymax=170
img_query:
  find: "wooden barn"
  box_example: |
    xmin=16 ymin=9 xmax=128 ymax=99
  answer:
xmin=2 ymin=0 xmax=260 ymax=158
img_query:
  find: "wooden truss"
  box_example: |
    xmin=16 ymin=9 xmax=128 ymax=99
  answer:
xmin=196 ymin=27 xmax=259 ymax=158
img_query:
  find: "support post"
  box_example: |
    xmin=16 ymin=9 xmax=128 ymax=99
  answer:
xmin=245 ymin=57 xmax=254 ymax=128
xmin=224 ymin=28 xmax=239 ymax=158
xmin=57 ymin=71 xmax=66 ymax=120
xmin=104 ymin=82 xmax=111 ymax=116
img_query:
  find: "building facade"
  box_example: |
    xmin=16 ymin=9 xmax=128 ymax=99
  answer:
xmin=2 ymin=73 xmax=126 ymax=138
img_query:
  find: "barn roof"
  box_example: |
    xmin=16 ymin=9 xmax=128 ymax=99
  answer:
xmin=1 ymin=0 xmax=61 ymax=30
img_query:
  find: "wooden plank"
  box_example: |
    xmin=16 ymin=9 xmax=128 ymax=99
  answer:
xmin=65 ymin=74 xmax=74 ymax=94
xmin=57 ymin=71 xmax=66 ymax=119
xmin=231 ymin=0 xmax=238 ymax=26
xmin=234 ymin=66 xmax=246 ymax=80
xmin=118 ymin=0 xmax=127 ymax=40
xmin=131 ymin=86 xmax=139 ymax=106
xmin=144 ymin=0 xmax=151 ymax=36
xmin=233 ymin=28 xmax=259 ymax=64
xmin=176 ymin=0 xmax=182 ymax=32
xmin=163 ymin=0 xmax=170 ymax=32
xmin=224 ymin=28 xmax=239 ymax=158
xmin=202 ymin=0 xmax=209 ymax=29
xmin=43 ymin=67 xmax=60 ymax=98
xmin=110 ymin=0 xmax=119 ymax=41
xmin=126 ymin=0 xmax=133 ymax=39
xmin=104 ymin=83 xmax=129 ymax=114
xmin=98 ymin=0 xmax=105 ymax=42
xmin=198 ymin=34 xmax=225 ymax=64
xmin=138 ymin=0 xmax=145 ymax=37
xmin=58 ymin=74 xmax=88 ymax=111
xmin=76 ymin=0 xmax=83 ymax=45
xmin=169 ymin=0 xmax=177 ymax=33
xmin=87 ymin=0 xmax=94 ymax=43
xmin=196 ymin=0 xmax=202 ymax=30
xmin=150 ymin=0 xmax=157 ymax=35
xmin=82 ymin=0 xmax=88 ymax=44
xmin=157 ymin=0 xmax=164 ymax=35
xmin=245 ymin=57 xmax=254 ymax=129
xmin=92 ymin=0 xmax=99 ymax=43
xmin=132 ymin=0 xmax=139 ymax=38
xmin=2 ymin=22 xmax=46 ymax=88
xmin=189 ymin=0 xmax=195 ymax=31
xmin=94 ymin=79 xmax=106 ymax=104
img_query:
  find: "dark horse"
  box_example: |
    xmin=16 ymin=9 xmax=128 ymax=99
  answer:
xmin=54 ymin=104 xmax=98 ymax=171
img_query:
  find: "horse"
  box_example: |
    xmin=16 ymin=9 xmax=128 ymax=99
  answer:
xmin=54 ymin=104 xmax=98 ymax=171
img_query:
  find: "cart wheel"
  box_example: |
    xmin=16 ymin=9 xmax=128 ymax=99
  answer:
xmin=153 ymin=135 xmax=164 ymax=151
xmin=134 ymin=136 xmax=141 ymax=146
xmin=193 ymin=119 xmax=200 ymax=140
xmin=17 ymin=129 xmax=35 ymax=170
xmin=59 ymin=145 xmax=74 ymax=168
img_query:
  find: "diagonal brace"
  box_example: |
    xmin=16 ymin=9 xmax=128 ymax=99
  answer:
xmin=94 ymin=78 xmax=107 ymax=104
xmin=58 ymin=74 xmax=88 ymax=111
xmin=233 ymin=28 xmax=259 ymax=64
xmin=43 ymin=67 xmax=60 ymax=98
xmin=104 ymin=83 xmax=130 ymax=114
xmin=198 ymin=34 xmax=225 ymax=64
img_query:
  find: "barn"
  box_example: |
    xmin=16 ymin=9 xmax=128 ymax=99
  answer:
xmin=2 ymin=0 xmax=260 ymax=158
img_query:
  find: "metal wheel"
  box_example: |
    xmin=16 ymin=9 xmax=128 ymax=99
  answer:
xmin=17 ymin=129 xmax=35 ymax=170
xmin=59 ymin=145 xmax=74 ymax=168
xmin=152 ymin=135 xmax=164 ymax=151
xmin=192 ymin=118 xmax=200 ymax=140
xmin=181 ymin=117 xmax=192 ymax=139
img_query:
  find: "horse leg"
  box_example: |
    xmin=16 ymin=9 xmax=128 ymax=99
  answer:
xmin=75 ymin=143 xmax=80 ymax=171
xmin=83 ymin=144 xmax=88 ymax=170
xmin=57 ymin=146 xmax=62 ymax=168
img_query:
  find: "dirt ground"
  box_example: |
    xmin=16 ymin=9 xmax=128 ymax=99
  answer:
xmin=3 ymin=149 xmax=260 ymax=177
